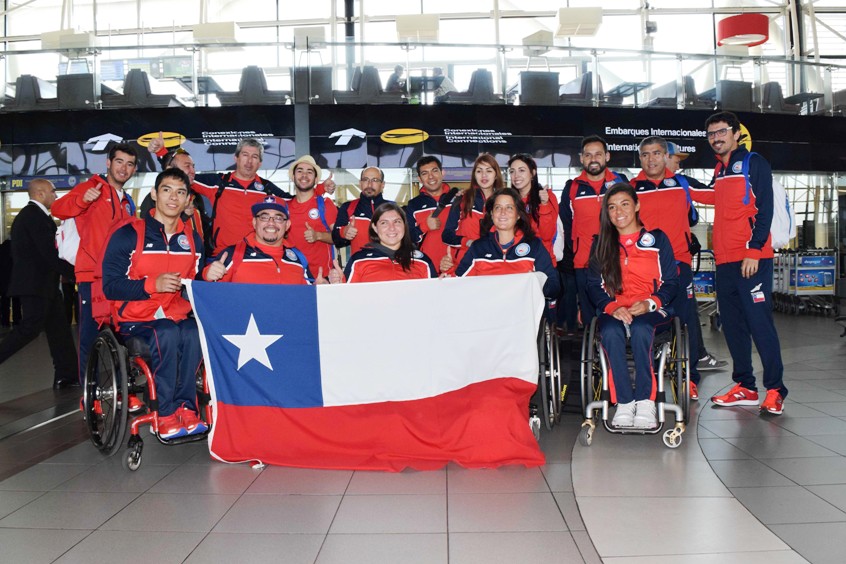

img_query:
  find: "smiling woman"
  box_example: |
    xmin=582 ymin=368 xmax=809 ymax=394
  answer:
xmin=336 ymin=202 xmax=437 ymax=283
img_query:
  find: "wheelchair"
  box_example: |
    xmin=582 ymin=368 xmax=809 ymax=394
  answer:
xmin=577 ymin=314 xmax=690 ymax=449
xmin=83 ymin=326 xmax=212 ymax=471
xmin=530 ymin=299 xmax=568 ymax=440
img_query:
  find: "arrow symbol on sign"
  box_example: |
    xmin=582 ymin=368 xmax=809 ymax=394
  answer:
xmin=86 ymin=133 xmax=124 ymax=151
xmin=329 ymin=128 xmax=366 ymax=146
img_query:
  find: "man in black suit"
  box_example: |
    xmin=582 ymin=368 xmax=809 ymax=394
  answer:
xmin=0 ymin=179 xmax=78 ymax=389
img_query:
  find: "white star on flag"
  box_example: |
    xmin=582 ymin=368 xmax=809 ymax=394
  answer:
xmin=223 ymin=314 xmax=283 ymax=370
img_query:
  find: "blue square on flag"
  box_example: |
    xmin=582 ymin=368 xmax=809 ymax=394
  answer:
xmin=191 ymin=281 xmax=323 ymax=408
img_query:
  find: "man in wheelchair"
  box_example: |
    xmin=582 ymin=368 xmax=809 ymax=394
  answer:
xmin=101 ymin=168 xmax=206 ymax=439
xmin=587 ymin=184 xmax=679 ymax=429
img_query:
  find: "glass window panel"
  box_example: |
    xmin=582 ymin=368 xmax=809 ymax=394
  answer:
xmin=205 ymin=0 xmax=276 ymax=21
xmin=139 ymin=0 xmax=201 ymax=27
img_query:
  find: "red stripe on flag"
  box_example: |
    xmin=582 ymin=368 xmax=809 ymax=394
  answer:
xmin=209 ymin=378 xmax=544 ymax=471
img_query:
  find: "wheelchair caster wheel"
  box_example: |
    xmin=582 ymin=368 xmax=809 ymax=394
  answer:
xmin=578 ymin=424 xmax=593 ymax=447
xmin=662 ymin=429 xmax=682 ymax=449
xmin=123 ymin=442 xmax=143 ymax=471
xmin=530 ymin=416 xmax=541 ymax=441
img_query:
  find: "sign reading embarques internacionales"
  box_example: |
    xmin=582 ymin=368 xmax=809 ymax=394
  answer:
xmin=1 ymin=103 xmax=843 ymax=182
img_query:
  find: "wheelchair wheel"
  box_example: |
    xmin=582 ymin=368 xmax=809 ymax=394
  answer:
xmin=667 ymin=318 xmax=691 ymax=425
xmin=579 ymin=319 xmax=601 ymax=417
xmin=548 ymin=324 xmax=564 ymax=423
xmin=84 ymin=329 xmax=129 ymax=455
xmin=537 ymin=323 xmax=554 ymax=431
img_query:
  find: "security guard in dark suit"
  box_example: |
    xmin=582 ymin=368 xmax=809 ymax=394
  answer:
xmin=0 ymin=179 xmax=78 ymax=389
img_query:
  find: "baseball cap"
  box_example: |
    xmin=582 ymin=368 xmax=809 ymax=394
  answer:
xmin=288 ymin=155 xmax=322 ymax=182
xmin=667 ymin=142 xmax=689 ymax=160
xmin=251 ymin=196 xmax=289 ymax=218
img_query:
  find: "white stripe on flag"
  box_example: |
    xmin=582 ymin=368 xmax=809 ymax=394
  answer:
xmin=316 ymin=273 xmax=545 ymax=407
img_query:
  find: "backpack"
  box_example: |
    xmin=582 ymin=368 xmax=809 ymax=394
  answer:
xmin=741 ymin=152 xmax=796 ymax=250
xmin=91 ymin=218 xmax=145 ymax=327
xmin=55 ymin=218 xmax=80 ymax=265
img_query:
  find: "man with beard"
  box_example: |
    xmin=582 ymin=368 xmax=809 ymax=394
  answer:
xmin=333 ymin=166 xmax=390 ymax=256
xmin=560 ymin=135 xmax=628 ymax=327
xmin=692 ymin=112 xmax=787 ymax=415
xmin=204 ymin=197 xmax=320 ymax=285
xmin=283 ymin=156 xmax=338 ymax=276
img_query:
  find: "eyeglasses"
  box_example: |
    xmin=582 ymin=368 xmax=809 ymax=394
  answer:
xmin=360 ymin=177 xmax=383 ymax=184
xmin=706 ymin=127 xmax=731 ymax=139
xmin=256 ymin=214 xmax=287 ymax=223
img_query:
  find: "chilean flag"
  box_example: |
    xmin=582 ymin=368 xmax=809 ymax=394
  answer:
xmin=185 ymin=273 xmax=546 ymax=471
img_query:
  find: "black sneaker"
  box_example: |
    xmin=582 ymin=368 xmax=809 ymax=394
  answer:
xmin=697 ymin=353 xmax=728 ymax=372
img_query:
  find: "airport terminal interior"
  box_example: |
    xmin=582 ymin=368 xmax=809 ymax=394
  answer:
xmin=1 ymin=1 xmax=846 ymax=562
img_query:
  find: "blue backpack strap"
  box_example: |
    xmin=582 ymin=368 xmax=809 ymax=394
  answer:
xmin=289 ymin=247 xmax=314 ymax=282
xmin=316 ymin=196 xmax=330 ymax=231
xmin=741 ymin=152 xmax=755 ymax=206
xmin=315 ymin=196 xmax=335 ymax=260
xmin=674 ymin=174 xmax=698 ymax=223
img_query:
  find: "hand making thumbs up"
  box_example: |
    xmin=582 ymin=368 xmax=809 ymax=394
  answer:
xmin=304 ymin=222 xmax=317 ymax=243
xmin=328 ymin=258 xmax=344 ymax=284
xmin=323 ymin=171 xmax=336 ymax=195
xmin=204 ymin=251 xmax=229 ymax=282
xmin=344 ymin=216 xmax=358 ymax=240
xmin=439 ymin=253 xmax=454 ymax=274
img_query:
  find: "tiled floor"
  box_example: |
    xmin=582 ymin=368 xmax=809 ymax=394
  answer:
xmin=0 ymin=311 xmax=844 ymax=563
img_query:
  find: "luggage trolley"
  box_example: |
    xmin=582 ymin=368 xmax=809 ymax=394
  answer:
xmin=774 ymin=249 xmax=837 ymax=316
xmin=577 ymin=315 xmax=690 ymax=448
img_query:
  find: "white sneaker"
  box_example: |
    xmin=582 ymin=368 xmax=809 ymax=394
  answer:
xmin=633 ymin=400 xmax=658 ymax=429
xmin=612 ymin=401 xmax=636 ymax=427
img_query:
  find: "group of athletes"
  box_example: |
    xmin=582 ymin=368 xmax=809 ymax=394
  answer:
xmin=50 ymin=109 xmax=786 ymax=438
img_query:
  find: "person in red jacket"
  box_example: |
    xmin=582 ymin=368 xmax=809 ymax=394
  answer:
xmin=631 ymin=136 xmax=704 ymax=400
xmin=441 ymin=153 xmax=504 ymax=271
xmin=560 ymin=136 xmax=628 ymax=328
xmin=456 ymin=188 xmax=560 ymax=299
xmin=284 ymin=155 xmax=338 ymax=276
xmin=691 ymin=111 xmax=786 ymax=415
xmin=101 ymin=168 xmax=206 ymax=439
xmin=204 ymin=197 xmax=320 ymax=285
xmin=330 ymin=202 xmax=437 ymax=283
xmin=52 ymin=143 xmax=138 ymax=383
xmin=189 ymin=138 xmax=293 ymax=254
xmin=507 ymin=154 xmax=559 ymax=267
xmin=587 ymin=183 xmax=679 ymax=429
xmin=332 ymin=166 xmax=390 ymax=256
xmin=407 ymin=156 xmax=456 ymax=274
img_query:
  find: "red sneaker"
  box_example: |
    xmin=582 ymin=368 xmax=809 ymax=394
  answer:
xmin=157 ymin=414 xmax=187 ymax=439
xmin=689 ymin=381 xmax=699 ymax=401
xmin=177 ymin=405 xmax=208 ymax=435
xmin=760 ymin=390 xmax=784 ymax=415
xmin=127 ymin=394 xmax=146 ymax=414
xmin=711 ymin=384 xmax=759 ymax=407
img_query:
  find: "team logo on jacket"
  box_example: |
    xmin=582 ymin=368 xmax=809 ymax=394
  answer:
xmin=639 ymin=233 xmax=655 ymax=247
xmin=515 ymin=243 xmax=530 ymax=257
xmin=177 ymin=234 xmax=190 ymax=250
xmin=308 ymin=208 xmax=320 ymax=220
xmin=413 ymin=250 xmax=424 ymax=259
xmin=285 ymin=249 xmax=298 ymax=261
xmin=605 ymin=181 xmax=616 ymax=189
xmin=732 ymin=162 xmax=743 ymax=174
xmin=665 ymin=178 xmax=677 ymax=187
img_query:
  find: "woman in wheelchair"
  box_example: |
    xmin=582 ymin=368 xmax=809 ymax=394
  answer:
xmin=455 ymin=187 xmax=560 ymax=299
xmin=102 ymin=168 xmax=206 ymax=440
xmin=586 ymin=183 xmax=679 ymax=429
